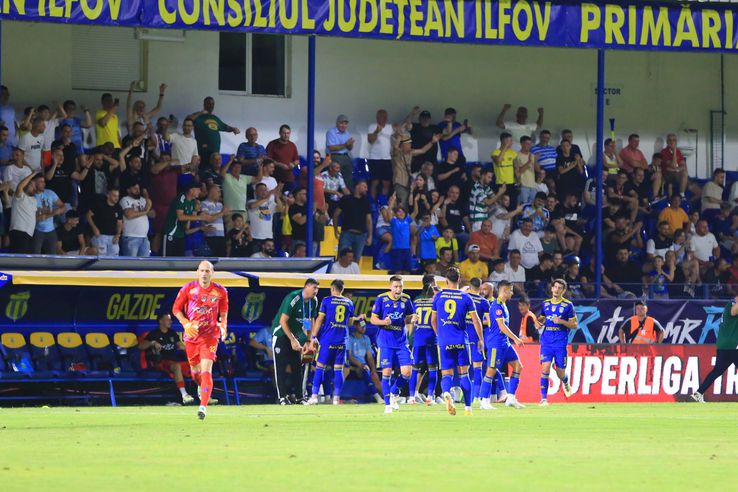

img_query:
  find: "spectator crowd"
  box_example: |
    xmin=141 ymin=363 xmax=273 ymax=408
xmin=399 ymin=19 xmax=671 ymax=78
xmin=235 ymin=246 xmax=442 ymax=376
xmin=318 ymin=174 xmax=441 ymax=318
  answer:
xmin=1 ymin=84 xmax=737 ymax=299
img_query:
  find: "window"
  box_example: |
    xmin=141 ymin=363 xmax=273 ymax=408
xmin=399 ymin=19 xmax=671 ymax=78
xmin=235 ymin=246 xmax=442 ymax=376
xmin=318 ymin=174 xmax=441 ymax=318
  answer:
xmin=218 ymin=33 xmax=289 ymax=97
xmin=72 ymin=26 xmax=144 ymax=91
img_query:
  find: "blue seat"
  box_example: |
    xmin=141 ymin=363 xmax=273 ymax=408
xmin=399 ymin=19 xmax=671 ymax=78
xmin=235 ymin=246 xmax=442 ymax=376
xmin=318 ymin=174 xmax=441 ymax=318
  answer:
xmin=85 ymin=333 xmax=118 ymax=374
xmin=112 ymin=332 xmax=142 ymax=376
xmin=57 ymin=332 xmax=91 ymax=374
xmin=29 ymin=332 xmax=62 ymax=374
xmin=1 ymin=333 xmax=34 ymax=377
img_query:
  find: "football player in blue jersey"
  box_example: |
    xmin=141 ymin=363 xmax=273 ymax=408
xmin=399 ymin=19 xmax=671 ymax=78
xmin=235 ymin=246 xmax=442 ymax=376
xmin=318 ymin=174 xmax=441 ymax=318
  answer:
xmin=480 ymin=280 xmax=525 ymax=410
xmin=370 ymin=275 xmax=417 ymax=414
xmin=307 ymin=279 xmax=362 ymax=405
xmin=537 ymin=278 xmax=577 ymax=406
xmin=408 ymin=274 xmax=440 ymax=405
xmin=431 ymin=268 xmax=484 ymax=416
xmin=480 ymin=281 xmax=509 ymax=402
xmin=464 ymin=278 xmax=490 ymax=403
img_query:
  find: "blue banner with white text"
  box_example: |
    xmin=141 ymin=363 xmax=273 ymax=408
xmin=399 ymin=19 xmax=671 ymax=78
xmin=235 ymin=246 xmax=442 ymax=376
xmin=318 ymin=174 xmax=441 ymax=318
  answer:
xmin=2 ymin=1 xmax=738 ymax=53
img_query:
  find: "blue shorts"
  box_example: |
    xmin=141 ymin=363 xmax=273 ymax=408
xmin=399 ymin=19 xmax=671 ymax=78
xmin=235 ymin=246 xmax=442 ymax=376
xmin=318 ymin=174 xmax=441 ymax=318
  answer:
xmin=439 ymin=343 xmax=470 ymax=371
xmin=317 ymin=344 xmax=347 ymax=367
xmin=540 ymin=344 xmax=568 ymax=369
xmin=467 ymin=342 xmax=485 ymax=364
xmin=487 ymin=344 xmax=519 ymax=369
xmin=378 ymin=345 xmax=413 ymax=369
xmin=412 ymin=344 xmax=439 ymax=368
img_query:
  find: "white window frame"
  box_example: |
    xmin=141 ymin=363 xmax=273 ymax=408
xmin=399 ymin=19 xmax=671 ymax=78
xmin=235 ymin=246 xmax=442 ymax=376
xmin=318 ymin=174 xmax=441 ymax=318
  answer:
xmin=218 ymin=33 xmax=291 ymax=98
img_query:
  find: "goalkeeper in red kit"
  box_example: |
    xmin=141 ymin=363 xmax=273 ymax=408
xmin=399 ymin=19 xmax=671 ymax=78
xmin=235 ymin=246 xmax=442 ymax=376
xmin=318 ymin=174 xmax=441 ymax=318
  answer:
xmin=173 ymin=261 xmax=229 ymax=420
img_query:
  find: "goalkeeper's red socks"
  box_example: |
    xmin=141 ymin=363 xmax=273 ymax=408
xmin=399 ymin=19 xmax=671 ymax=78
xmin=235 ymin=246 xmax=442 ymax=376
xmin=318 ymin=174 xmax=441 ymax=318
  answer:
xmin=200 ymin=371 xmax=213 ymax=407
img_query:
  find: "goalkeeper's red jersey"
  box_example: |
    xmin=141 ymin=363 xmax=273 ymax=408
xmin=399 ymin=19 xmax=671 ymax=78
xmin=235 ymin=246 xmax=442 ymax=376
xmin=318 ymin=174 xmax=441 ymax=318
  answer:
xmin=173 ymin=281 xmax=229 ymax=342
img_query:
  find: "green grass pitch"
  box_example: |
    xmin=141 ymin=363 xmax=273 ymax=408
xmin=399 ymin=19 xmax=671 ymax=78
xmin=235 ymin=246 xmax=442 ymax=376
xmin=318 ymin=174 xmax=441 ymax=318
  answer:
xmin=1 ymin=403 xmax=736 ymax=491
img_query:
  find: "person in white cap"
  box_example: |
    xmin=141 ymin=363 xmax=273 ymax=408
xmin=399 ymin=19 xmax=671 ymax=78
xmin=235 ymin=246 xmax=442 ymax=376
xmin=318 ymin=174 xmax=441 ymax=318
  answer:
xmin=459 ymin=244 xmax=489 ymax=283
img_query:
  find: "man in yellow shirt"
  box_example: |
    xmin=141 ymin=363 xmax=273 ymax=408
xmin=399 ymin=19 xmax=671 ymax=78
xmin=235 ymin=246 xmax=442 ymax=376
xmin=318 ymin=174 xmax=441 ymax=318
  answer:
xmin=491 ymin=132 xmax=517 ymax=186
xmin=459 ymin=244 xmax=489 ymax=283
xmin=95 ymin=93 xmax=121 ymax=148
xmin=657 ymin=193 xmax=689 ymax=237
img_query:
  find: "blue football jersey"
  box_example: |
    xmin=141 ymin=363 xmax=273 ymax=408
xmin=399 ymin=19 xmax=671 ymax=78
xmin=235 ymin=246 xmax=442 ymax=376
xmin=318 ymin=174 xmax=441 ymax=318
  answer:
xmin=318 ymin=295 xmax=355 ymax=345
xmin=540 ymin=298 xmax=576 ymax=346
xmin=486 ymin=298 xmax=511 ymax=348
xmin=465 ymin=293 xmax=489 ymax=343
xmin=372 ymin=292 xmax=414 ymax=348
xmin=413 ymin=296 xmax=437 ymax=347
xmin=432 ymin=289 xmax=476 ymax=346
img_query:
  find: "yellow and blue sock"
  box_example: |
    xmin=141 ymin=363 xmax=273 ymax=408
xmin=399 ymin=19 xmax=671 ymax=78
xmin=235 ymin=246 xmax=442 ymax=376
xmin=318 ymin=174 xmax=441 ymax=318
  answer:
xmin=390 ymin=374 xmax=409 ymax=395
xmin=382 ymin=375 xmax=392 ymax=405
xmin=459 ymin=373 xmax=472 ymax=407
xmin=495 ymin=371 xmax=507 ymax=398
xmin=473 ymin=366 xmax=483 ymax=399
xmin=480 ymin=375 xmax=495 ymax=399
xmin=311 ymin=366 xmax=324 ymax=396
xmin=441 ymin=374 xmax=453 ymax=395
xmin=409 ymin=368 xmax=419 ymax=396
xmin=427 ymin=368 xmax=438 ymax=398
xmin=509 ymin=371 xmax=521 ymax=395
xmin=540 ymin=372 xmax=550 ymax=400
xmin=333 ymin=367 xmax=344 ymax=399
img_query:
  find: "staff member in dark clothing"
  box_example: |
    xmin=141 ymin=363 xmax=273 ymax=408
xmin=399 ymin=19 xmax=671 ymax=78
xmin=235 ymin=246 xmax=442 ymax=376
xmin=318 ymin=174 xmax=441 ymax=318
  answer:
xmin=139 ymin=313 xmax=195 ymax=405
xmin=692 ymin=296 xmax=738 ymax=402
xmin=272 ymin=278 xmax=320 ymax=405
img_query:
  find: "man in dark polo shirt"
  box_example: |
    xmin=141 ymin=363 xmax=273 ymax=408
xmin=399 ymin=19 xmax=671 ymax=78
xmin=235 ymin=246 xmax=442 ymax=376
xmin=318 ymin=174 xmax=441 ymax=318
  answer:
xmin=139 ymin=312 xmax=195 ymax=405
xmin=332 ymin=179 xmax=372 ymax=260
xmin=272 ymin=278 xmax=320 ymax=405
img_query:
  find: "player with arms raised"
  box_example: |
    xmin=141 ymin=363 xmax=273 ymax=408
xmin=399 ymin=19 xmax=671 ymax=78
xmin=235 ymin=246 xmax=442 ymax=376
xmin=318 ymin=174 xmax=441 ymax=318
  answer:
xmin=307 ymin=279 xmax=360 ymax=405
xmin=172 ymin=261 xmax=228 ymax=420
xmin=480 ymin=280 xmax=525 ymax=410
xmin=431 ymin=268 xmax=484 ymax=416
xmin=371 ymin=275 xmax=416 ymax=414
xmin=538 ymin=278 xmax=576 ymax=406
xmin=408 ymin=274 xmax=439 ymax=404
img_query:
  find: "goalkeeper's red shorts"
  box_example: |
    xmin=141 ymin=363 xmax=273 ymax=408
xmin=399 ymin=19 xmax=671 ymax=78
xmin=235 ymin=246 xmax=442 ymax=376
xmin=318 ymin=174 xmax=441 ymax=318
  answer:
xmin=185 ymin=337 xmax=218 ymax=367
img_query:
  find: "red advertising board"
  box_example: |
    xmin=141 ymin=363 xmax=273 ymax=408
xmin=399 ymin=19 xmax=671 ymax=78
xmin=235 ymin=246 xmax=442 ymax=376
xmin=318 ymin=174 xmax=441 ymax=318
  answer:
xmin=514 ymin=344 xmax=738 ymax=403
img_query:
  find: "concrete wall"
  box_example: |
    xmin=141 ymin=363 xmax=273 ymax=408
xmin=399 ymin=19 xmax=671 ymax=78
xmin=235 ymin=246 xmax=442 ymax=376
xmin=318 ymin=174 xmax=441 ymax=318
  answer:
xmin=2 ymin=21 xmax=733 ymax=177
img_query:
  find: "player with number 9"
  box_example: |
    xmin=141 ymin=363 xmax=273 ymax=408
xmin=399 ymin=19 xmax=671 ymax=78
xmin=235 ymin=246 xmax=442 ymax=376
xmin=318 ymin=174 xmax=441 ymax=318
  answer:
xmin=431 ymin=268 xmax=483 ymax=416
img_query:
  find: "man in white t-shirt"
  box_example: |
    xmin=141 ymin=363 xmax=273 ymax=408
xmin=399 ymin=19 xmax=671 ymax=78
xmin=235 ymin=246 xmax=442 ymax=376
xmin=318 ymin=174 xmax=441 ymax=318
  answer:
xmin=17 ymin=117 xmax=45 ymax=171
xmin=496 ymin=104 xmax=544 ymax=150
xmin=689 ymin=219 xmax=720 ymax=275
xmin=165 ymin=117 xmax=198 ymax=167
xmin=4 ymin=147 xmax=31 ymax=192
xmin=247 ymin=182 xmax=284 ymax=245
xmin=366 ymin=109 xmax=394 ymax=198
xmin=119 ymin=183 xmax=152 ymax=257
xmin=255 ymin=159 xmax=278 ymax=192
xmin=504 ymin=249 xmax=527 ymax=296
xmin=507 ymin=218 xmax=543 ymax=269
xmin=200 ymin=183 xmax=230 ymax=257
xmin=330 ymin=248 xmax=361 ymax=275
xmin=9 ymin=170 xmax=39 ymax=253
